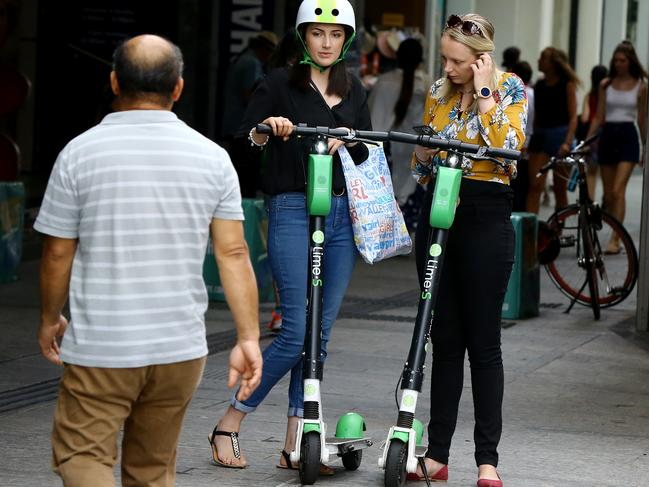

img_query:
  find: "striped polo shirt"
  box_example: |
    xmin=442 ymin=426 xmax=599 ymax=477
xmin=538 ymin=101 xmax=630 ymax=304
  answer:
xmin=34 ymin=110 xmax=244 ymax=368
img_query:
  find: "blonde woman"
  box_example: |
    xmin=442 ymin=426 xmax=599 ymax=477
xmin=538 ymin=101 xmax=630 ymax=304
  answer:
xmin=411 ymin=14 xmax=527 ymax=487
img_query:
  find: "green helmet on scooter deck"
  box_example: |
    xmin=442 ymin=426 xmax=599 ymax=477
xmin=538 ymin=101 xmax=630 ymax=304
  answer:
xmin=295 ymin=0 xmax=357 ymax=72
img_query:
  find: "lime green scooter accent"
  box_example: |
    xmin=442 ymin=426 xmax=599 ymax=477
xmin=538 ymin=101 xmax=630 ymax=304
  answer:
xmin=335 ymin=412 xmax=365 ymax=439
xmin=390 ymin=430 xmax=410 ymax=443
xmin=307 ymin=154 xmax=333 ymax=216
xmin=429 ymin=166 xmax=462 ymax=229
xmin=314 ymin=0 xmax=337 ymax=22
xmin=412 ymin=418 xmax=424 ymax=446
xmin=304 ymin=422 xmax=321 ymax=434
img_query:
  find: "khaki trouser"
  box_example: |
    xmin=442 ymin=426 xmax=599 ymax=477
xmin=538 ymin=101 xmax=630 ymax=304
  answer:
xmin=52 ymin=357 xmax=206 ymax=487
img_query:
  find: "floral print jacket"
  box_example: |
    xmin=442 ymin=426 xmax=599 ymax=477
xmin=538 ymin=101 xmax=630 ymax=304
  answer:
xmin=411 ymin=71 xmax=528 ymax=185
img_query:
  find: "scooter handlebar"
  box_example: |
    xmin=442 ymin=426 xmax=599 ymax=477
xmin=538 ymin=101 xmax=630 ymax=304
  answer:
xmin=255 ymin=124 xmax=522 ymax=160
xmin=256 ymin=123 xmax=352 ymax=137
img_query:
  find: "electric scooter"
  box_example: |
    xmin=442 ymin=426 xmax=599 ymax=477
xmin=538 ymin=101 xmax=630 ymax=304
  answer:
xmin=371 ymin=135 xmax=521 ymax=487
xmin=257 ymin=123 xmax=520 ymax=486
xmin=257 ymin=123 xmax=373 ymax=485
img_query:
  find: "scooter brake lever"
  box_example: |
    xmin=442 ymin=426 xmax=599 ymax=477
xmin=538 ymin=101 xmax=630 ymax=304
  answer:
xmin=352 ymin=137 xmax=380 ymax=146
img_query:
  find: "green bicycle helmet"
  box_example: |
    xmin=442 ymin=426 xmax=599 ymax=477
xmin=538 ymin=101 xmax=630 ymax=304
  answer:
xmin=295 ymin=0 xmax=356 ymax=71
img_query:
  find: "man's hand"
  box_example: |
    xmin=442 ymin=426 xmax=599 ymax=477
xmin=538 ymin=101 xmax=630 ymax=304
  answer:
xmin=229 ymin=339 xmax=263 ymax=401
xmin=38 ymin=315 xmax=68 ymax=365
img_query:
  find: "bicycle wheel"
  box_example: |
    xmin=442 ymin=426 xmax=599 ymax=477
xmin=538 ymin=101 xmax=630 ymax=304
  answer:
xmin=545 ymin=205 xmax=638 ymax=308
xmin=580 ymin=210 xmax=600 ymax=319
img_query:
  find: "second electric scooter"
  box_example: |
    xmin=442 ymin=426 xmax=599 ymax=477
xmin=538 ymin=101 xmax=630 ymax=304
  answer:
xmin=372 ymin=133 xmax=521 ymax=487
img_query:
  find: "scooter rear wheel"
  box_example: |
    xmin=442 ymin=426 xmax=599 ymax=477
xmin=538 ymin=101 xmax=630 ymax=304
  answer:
xmin=341 ymin=449 xmax=362 ymax=470
xmin=384 ymin=440 xmax=407 ymax=487
xmin=299 ymin=431 xmax=321 ymax=485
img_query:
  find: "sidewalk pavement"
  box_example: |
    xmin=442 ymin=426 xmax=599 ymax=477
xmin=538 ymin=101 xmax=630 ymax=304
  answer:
xmin=1 ymin=172 xmax=648 ymax=486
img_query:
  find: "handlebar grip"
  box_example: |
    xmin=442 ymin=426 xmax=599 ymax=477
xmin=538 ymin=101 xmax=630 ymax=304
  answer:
xmin=256 ymin=123 xmax=273 ymax=135
xmin=485 ymin=147 xmax=522 ymax=160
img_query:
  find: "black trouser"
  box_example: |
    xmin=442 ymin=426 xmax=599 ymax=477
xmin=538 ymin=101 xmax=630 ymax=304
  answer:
xmin=415 ymin=179 xmax=515 ymax=467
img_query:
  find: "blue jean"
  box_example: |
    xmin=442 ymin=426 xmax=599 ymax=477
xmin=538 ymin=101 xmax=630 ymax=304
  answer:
xmin=232 ymin=192 xmax=357 ymax=417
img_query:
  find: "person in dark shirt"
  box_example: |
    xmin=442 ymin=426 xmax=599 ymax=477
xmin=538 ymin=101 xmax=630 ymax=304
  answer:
xmin=222 ymin=31 xmax=278 ymax=197
xmin=526 ymin=47 xmax=580 ymax=213
xmin=209 ymin=0 xmax=371 ymax=474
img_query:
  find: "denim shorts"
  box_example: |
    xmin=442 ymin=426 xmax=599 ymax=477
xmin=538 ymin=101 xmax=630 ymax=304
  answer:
xmin=529 ymin=125 xmax=569 ymax=157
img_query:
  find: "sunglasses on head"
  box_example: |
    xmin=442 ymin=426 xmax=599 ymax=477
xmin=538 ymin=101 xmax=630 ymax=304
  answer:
xmin=445 ymin=15 xmax=483 ymax=36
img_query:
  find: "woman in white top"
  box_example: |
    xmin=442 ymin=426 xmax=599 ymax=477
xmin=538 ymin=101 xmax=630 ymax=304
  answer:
xmin=369 ymin=38 xmax=433 ymax=207
xmin=587 ymin=41 xmax=647 ymax=254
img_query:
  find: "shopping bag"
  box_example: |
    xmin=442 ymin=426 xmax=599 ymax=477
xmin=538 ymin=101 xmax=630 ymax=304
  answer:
xmin=339 ymin=145 xmax=412 ymax=264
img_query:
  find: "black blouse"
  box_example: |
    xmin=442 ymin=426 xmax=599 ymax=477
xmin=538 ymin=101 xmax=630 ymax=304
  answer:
xmin=534 ymin=78 xmax=570 ymax=129
xmin=237 ymin=67 xmax=372 ymax=195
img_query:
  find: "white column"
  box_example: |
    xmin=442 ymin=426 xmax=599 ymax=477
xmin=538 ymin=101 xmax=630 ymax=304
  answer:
xmin=601 ymin=0 xmax=628 ymax=64
xmin=446 ymin=0 xmax=476 ymax=14
xmin=476 ymin=0 xmax=519 ymax=69
xmin=551 ymin=0 xmax=572 ymax=51
xmin=575 ymin=0 xmax=604 ymax=100
xmin=538 ymin=0 xmax=554 ymax=50
xmin=638 ymin=109 xmax=649 ymax=332
xmin=635 ymin=0 xmax=649 ymax=69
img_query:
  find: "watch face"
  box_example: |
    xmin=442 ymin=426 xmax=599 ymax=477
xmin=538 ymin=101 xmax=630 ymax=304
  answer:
xmin=480 ymin=87 xmax=491 ymax=97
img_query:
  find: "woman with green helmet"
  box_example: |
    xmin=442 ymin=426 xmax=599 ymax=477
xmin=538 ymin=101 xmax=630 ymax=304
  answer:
xmin=210 ymin=0 xmax=372 ymax=474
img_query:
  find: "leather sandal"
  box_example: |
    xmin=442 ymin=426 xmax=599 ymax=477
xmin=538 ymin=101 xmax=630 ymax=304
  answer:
xmin=208 ymin=425 xmax=246 ymax=469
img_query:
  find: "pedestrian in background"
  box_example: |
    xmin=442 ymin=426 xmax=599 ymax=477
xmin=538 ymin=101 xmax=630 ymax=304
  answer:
xmin=35 ymin=34 xmax=262 ymax=487
xmin=501 ymin=45 xmax=520 ymax=72
xmin=210 ymin=0 xmax=371 ymax=474
xmin=268 ymin=27 xmax=302 ymax=70
xmin=526 ymin=47 xmax=579 ymax=213
xmin=411 ymin=13 xmax=527 ymax=487
xmin=586 ymin=41 xmax=647 ymax=254
xmin=578 ymin=64 xmax=608 ymax=199
xmin=368 ymin=37 xmax=433 ymax=230
xmin=221 ymin=31 xmax=279 ymax=197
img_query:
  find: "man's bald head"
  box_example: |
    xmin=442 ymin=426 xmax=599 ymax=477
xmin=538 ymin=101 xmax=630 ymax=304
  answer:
xmin=112 ymin=35 xmax=184 ymax=104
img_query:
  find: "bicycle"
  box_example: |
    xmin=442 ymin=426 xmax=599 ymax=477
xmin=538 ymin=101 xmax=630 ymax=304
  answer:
xmin=537 ymin=135 xmax=638 ymax=320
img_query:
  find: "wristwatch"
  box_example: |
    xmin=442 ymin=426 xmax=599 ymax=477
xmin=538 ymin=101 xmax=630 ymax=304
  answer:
xmin=477 ymin=86 xmax=492 ymax=99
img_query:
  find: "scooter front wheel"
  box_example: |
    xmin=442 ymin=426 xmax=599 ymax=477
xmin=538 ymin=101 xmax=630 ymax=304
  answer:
xmin=384 ymin=440 xmax=408 ymax=487
xmin=341 ymin=449 xmax=362 ymax=470
xmin=299 ymin=431 xmax=321 ymax=485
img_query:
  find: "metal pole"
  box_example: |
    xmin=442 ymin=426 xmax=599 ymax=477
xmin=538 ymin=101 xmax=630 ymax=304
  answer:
xmin=636 ymin=105 xmax=649 ymax=332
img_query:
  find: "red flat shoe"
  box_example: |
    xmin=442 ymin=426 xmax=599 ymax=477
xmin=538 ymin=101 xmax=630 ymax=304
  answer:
xmin=406 ymin=464 xmax=448 ymax=482
xmin=476 ymin=474 xmax=502 ymax=487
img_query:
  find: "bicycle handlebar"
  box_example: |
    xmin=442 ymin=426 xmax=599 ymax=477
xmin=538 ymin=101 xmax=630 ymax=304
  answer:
xmin=536 ymin=133 xmax=601 ymax=176
xmin=256 ymin=123 xmax=522 ymax=160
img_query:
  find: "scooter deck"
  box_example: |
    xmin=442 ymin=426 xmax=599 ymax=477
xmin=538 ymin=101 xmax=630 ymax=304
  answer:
xmin=324 ymin=437 xmax=373 ymax=454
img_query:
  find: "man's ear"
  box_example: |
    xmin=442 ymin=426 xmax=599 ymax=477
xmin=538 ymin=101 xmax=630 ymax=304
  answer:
xmin=110 ymin=71 xmax=120 ymax=96
xmin=172 ymin=77 xmax=184 ymax=102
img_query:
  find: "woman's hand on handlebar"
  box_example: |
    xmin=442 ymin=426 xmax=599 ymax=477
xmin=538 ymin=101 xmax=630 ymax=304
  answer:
xmin=328 ymin=127 xmax=353 ymax=155
xmin=257 ymin=116 xmax=294 ymax=141
xmin=414 ymin=145 xmax=439 ymax=165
